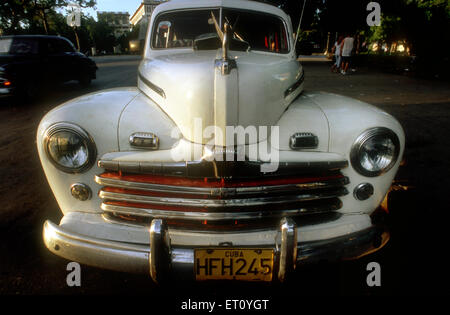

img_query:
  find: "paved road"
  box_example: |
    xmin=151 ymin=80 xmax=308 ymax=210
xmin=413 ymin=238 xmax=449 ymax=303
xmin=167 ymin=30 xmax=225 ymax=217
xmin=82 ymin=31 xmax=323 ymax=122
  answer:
xmin=0 ymin=55 xmax=449 ymax=299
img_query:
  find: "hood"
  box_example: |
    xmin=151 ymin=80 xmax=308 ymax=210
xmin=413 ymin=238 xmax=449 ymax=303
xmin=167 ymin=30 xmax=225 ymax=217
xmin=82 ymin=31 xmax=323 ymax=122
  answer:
xmin=138 ymin=50 xmax=303 ymax=146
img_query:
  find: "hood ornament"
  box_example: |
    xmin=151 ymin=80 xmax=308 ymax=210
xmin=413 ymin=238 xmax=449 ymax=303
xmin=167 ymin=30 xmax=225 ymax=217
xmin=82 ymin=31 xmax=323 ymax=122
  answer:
xmin=211 ymin=12 xmax=237 ymax=75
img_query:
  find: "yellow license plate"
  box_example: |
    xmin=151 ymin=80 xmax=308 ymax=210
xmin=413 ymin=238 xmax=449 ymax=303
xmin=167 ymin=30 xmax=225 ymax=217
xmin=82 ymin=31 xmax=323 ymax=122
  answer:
xmin=195 ymin=248 xmax=274 ymax=281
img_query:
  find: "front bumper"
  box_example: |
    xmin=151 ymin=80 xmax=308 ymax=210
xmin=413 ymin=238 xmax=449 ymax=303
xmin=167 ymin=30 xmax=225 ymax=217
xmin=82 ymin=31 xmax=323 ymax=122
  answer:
xmin=0 ymin=87 xmax=13 ymax=96
xmin=42 ymin=211 xmax=389 ymax=283
xmin=0 ymin=76 xmax=13 ymax=96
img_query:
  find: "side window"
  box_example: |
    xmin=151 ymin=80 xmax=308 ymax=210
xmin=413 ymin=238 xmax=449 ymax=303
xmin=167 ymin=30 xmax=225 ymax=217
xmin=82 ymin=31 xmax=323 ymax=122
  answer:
xmin=46 ymin=38 xmax=75 ymax=54
xmin=58 ymin=39 xmax=75 ymax=53
xmin=9 ymin=39 xmax=39 ymax=55
xmin=46 ymin=39 xmax=60 ymax=54
xmin=0 ymin=39 xmax=13 ymax=54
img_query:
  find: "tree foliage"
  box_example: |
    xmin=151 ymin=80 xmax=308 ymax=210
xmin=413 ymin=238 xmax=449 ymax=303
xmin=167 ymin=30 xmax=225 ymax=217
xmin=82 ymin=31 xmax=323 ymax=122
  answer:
xmin=0 ymin=0 xmax=96 ymax=34
xmin=365 ymin=0 xmax=449 ymax=57
xmin=1 ymin=0 xmax=448 ymax=58
xmin=274 ymin=0 xmax=448 ymax=59
xmin=0 ymin=0 xmax=136 ymax=54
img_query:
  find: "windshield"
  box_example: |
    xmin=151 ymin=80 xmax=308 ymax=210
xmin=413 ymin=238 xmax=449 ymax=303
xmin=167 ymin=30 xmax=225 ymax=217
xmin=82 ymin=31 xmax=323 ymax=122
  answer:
xmin=152 ymin=9 xmax=289 ymax=54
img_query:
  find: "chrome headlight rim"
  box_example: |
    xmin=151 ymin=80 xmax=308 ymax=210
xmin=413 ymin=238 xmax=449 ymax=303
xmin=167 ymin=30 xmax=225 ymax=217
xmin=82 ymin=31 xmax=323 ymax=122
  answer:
xmin=43 ymin=122 xmax=97 ymax=174
xmin=350 ymin=127 xmax=400 ymax=177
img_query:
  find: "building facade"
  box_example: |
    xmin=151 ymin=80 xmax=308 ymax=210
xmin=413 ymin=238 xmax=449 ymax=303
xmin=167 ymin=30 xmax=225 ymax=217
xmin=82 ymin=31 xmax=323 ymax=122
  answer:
xmin=130 ymin=0 xmax=167 ymax=40
xmin=97 ymin=11 xmax=131 ymax=38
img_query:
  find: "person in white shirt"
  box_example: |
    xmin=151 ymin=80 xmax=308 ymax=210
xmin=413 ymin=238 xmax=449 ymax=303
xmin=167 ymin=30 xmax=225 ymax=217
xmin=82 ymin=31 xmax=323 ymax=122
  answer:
xmin=331 ymin=35 xmax=344 ymax=73
xmin=340 ymin=33 xmax=355 ymax=75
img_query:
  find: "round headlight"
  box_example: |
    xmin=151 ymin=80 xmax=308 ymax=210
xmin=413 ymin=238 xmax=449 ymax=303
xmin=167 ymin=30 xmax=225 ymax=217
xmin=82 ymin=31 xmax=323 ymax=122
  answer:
xmin=44 ymin=123 xmax=97 ymax=173
xmin=350 ymin=127 xmax=400 ymax=177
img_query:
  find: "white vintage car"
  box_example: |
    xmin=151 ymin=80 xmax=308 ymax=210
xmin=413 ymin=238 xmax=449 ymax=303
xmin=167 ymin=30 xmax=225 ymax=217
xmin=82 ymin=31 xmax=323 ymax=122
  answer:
xmin=37 ymin=0 xmax=404 ymax=283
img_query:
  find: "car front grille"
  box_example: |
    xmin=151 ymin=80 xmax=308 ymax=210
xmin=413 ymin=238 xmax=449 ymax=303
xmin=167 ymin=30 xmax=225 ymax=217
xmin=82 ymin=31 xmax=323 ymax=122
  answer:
xmin=95 ymin=159 xmax=350 ymax=231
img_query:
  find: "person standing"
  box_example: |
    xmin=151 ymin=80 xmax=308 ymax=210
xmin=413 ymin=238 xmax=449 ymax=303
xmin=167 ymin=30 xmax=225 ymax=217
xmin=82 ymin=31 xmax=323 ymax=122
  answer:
xmin=331 ymin=35 xmax=344 ymax=73
xmin=340 ymin=33 xmax=355 ymax=75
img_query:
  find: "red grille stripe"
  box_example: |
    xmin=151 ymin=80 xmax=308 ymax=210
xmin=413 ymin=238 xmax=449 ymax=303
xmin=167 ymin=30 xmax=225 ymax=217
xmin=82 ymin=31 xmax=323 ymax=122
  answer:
xmin=99 ymin=172 xmax=344 ymax=188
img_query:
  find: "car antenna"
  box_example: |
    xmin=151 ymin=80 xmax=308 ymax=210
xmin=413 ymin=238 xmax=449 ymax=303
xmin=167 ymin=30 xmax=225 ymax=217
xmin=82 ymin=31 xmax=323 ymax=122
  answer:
xmin=294 ymin=0 xmax=308 ymax=45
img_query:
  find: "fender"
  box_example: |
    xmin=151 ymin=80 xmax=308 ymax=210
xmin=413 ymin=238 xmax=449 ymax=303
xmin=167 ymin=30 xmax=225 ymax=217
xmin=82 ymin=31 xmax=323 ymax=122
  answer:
xmin=36 ymin=87 xmax=140 ymax=215
xmin=305 ymin=92 xmax=405 ymax=215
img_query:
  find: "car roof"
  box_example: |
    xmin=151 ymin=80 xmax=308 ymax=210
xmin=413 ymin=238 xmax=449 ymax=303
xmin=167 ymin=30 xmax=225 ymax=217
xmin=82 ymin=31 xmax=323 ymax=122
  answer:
xmin=0 ymin=35 xmax=68 ymax=41
xmin=154 ymin=0 xmax=289 ymax=20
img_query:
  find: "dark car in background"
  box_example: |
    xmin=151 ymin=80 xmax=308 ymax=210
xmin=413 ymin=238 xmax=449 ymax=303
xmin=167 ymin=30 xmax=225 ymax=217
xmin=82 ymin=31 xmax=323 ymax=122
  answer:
xmin=297 ymin=40 xmax=322 ymax=55
xmin=0 ymin=35 xmax=97 ymax=100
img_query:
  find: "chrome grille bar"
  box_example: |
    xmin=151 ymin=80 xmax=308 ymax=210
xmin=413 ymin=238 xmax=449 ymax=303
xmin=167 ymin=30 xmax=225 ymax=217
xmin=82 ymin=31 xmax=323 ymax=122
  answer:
xmin=101 ymin=198 xmax=343 ymax=221
xmin=98 ymin=187 xmax=348 ymax=209
xmin=95 ymin=158 xmax=350 ymax=224
xmin=98 ymin=159 xmax=348 ymax=178
xmin=95 ymin=175 xmax=349 ymax=197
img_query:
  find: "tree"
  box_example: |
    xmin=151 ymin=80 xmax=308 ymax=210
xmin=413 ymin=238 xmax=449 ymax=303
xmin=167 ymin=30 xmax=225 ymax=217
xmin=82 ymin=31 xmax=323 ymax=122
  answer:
xmin=87 ymin=16 xmax=116 ymax=53
xmin=129 ymin=24 xmax=140 ymax=41
xmin=363 ymin=0 xmax=449 ymax=58
xmin=35 ymin=0 xmax=96 ymax=34
xmin=278 ymin=0 xmax=448 ymax=60
xmin=0 ymin=0 xmax=34 ymax=34
xmin=0 ymin=0 xmax=96 ymax=35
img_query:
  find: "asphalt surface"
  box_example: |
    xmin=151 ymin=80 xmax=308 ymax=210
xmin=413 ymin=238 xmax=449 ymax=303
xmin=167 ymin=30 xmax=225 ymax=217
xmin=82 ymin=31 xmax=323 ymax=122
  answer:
xmin=0 ymin=55 xmax=449 ymax=300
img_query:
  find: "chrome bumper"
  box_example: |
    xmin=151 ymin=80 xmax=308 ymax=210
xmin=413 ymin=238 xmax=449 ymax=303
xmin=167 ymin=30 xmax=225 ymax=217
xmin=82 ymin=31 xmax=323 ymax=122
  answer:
xmin=43 ymin=216 xmax=389 ymax=283
xmin=0 ymin=87 xmax=13 ymax=95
